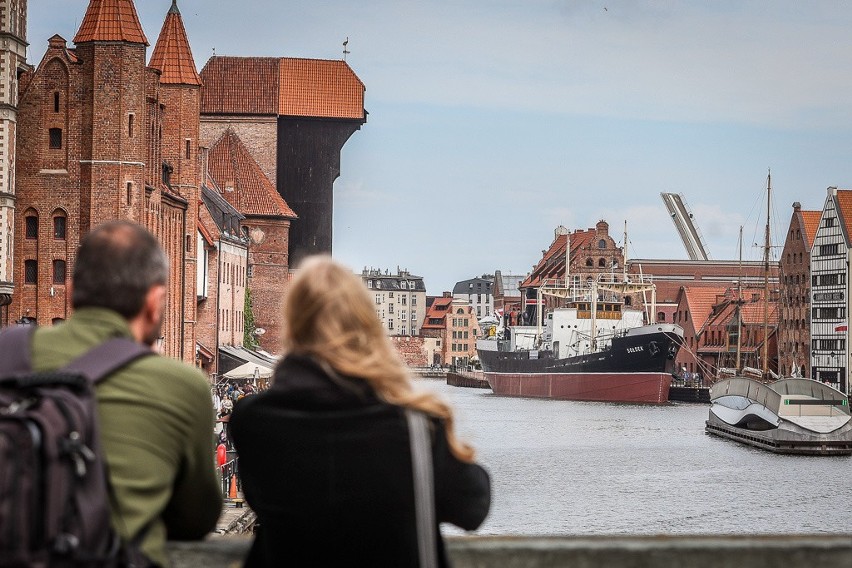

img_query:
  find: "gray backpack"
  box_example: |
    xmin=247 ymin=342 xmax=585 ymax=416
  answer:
xmin=0 ymin=326 xmax=153 ymax=567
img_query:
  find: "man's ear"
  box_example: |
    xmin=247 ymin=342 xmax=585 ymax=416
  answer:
xmin=145 ymin=284 xmax=167 ymax=321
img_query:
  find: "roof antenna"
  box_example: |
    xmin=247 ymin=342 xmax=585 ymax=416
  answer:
xmin=342 ymin=37 xmax=350 ymax=61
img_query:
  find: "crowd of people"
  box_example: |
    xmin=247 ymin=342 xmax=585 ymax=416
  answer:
xmin=212 ymin=382 xmax=265 ymax=419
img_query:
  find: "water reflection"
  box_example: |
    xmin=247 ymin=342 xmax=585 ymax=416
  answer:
xmin=417 ymin=379 xmax=852 ymax=535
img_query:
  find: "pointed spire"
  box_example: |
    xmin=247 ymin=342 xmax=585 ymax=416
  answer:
xmin=73 ymin=0 xmax=149 ymax=46
xmin=149 ymin=0 xmax=202 ymax=86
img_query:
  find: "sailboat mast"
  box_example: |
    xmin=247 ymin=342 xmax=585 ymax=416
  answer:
xmin=736 ymin=226 xmax=742 ymax=371
xmin=623 ymin=220 xmax=628 ymax=283
xmin=763 ymin=170 xmax=771 ymax=375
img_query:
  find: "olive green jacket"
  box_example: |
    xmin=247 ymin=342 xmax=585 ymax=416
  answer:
xmin=32 ymin=308 xmax=223 ymax=567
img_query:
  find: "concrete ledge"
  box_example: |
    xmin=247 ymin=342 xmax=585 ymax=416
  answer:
xmin=168 ymin=534 xmax=852 ymax=567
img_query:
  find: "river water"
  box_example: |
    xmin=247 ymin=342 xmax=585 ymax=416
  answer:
xmin=417 ymin=379 xmax=852 ymax=536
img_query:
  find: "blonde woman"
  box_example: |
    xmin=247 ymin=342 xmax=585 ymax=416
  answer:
xmin=230 ymin=257 xmax=490 ymax=567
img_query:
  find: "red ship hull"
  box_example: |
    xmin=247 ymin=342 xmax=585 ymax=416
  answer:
xmin=485 ymin=372 xmax=671 ymax=404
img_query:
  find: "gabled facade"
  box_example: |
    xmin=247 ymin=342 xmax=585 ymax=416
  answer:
xmin=0 ymin=0 xmax=29 ymax=326
xmin=778 ymin=202 xmax=820 ymax=377
xmin=810 ymin=188 xmax=852 ymax=393
xmin=519 ymin=222 xmax=627 ymax=323
xmin=672 ymin=286 xmax=728 ymax=377
xmin=206 ymin=127 xmax=296 ymax=353
xmin=452 ymin=275 xmax=494 ymax=319
xmin=10 ymin=0 xmax=200 ymax=361
xmin=420 ymin=293 xmax=479 ymax=367
xmin=492 ymin=269 xmax=524 ymax=325
xmin=360 ymin=267 xmax=426 ymax=337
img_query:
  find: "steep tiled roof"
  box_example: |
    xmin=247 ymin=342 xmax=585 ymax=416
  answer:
xmin=800 ymin=210 xmax=821 ymax=249
xmin=200 ymin=56 xmax=365 ymax=120
xmin=520 ymin=229 xmax=599 ymax=288
xmin=207 ymin=129 xmax=297 ymax=218
xmin=149 ymin=1 xmax=201 ymax=86
xmin=681 ymin=286 xmax=728 ymax=333
xmin=834 ymin=190 xmax=852 ymax=244
xmin=74 ymin=0 xmax=148 ymax=45
xmin=421 ymin=297 xmax=453 ymax=330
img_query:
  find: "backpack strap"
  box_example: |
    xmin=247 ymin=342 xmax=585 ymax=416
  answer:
xmin=61 ymin=337 xmax=154 ymax=384
xmin=0 ymin=325 xmax=36 ymax=374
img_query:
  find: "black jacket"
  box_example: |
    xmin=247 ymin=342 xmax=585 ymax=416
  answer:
xmin=230 ymin=355 xmax=491 ymax=567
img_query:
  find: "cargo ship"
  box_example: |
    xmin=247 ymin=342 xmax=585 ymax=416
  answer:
xmin=477 ymin=280 xmax=684 ymax=404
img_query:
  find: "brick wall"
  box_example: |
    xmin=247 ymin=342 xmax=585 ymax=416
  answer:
xmin=200 ymin=117 xmax=278 ymax=185
xmin=391 ymin=336 xmax=428 ymax=367
xmin=244 ymin=216 xmax=290 ymax=353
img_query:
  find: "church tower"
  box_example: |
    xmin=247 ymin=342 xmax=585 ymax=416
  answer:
xmin=149 ymin=0 xmax=203 ymax=362
xmin=0 ymin=0 xmax=28 ymax=325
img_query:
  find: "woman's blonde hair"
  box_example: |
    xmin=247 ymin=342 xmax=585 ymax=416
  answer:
xmin=281 ymin=256 xmax=476 ymax=463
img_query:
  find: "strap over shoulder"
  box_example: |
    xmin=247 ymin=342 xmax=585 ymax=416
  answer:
xmin=61 ymin=337 xmax=154 ymax=384
xmin=0 ymin=325 xmax=36 ymax=375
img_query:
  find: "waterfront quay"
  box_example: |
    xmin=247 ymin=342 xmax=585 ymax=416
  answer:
xmin=168 ymin=535 xmax=852 ymax=567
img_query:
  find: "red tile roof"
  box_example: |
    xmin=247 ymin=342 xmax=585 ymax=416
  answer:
xmin=681 ymin=286 xmax=728 ymax=332
xmin=148 ymin=1 xmax=201 ymax=86
xmin=520 ymin=229 xmax=598 ymax=288
xmin=834 ymin=190 xmax=852 ymax=243
xmin=200 ymin=56 xmax=365 ymax=120
xmin=278 ymin=58 xmax=365 ymax=119
xmin=421 ymin=297 xmax=453 ymax=329
xmin=207 ymin=129 xmax=297 ymax=218
xmin=74 ymin=0 xmax=148 ymax=45
xmin=800 ymin=210 xmax=821 ymax=249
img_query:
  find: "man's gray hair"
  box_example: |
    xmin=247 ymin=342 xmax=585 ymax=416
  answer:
xmin=72 ymin=221 xmax=169 ymax=318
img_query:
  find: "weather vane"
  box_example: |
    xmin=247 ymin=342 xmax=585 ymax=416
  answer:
xmin=343 ymin=37 xmax=350 ymax=61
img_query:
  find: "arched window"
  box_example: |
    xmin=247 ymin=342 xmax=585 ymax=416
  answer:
xmin=598 ymin=239 xmax=606 ymax=249
xmin=598 ymin=258 xmax=606 ymax=267
xmin=53 ymin=260 xmax=67 ymax=284
xmin=585 ymin=258 xmax=593 ymax=267
xmin=25 ymin=212 xmax=38 ymax=240
xmin=624 ymin=296 xmax=632 ymax=306
xmin=24 ymin=260 xmax=37 ymax=284
xmin=52 ymin=210 xmax=67 ymax=240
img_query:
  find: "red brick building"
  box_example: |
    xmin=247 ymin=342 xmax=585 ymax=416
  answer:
xmin=206 ymin=128 xmax=296 ymax=353
xmin=11 ymin=0 xmax=200 ymax=361
xmin=778 ymin=202 xmax=820 ymax=377
xmin=672 ymin=286 xmax=729 ymax=377
xmin=421 ymin=293 xmax=479 ymax=367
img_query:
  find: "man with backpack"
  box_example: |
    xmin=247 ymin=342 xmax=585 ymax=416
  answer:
xmin=0 ymin=221 xmax=222 ymax=566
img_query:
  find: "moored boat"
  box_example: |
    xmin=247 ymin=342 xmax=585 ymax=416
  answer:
xmin=705 ymin=377 xmax=852 ymax=455
xmin=477 ymin=280 xmax=684 ymax=403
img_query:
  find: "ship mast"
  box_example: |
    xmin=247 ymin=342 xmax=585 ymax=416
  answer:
xmin=762 ymin=170 xmax=771 ymax=376
xmin=736 ymin=226 xmax=743 ymax=371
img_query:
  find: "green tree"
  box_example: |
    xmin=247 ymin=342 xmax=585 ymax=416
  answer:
xmin=243 ymin=288 xmax=259 ymax=350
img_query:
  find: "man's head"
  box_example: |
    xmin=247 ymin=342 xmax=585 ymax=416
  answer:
xmin=73 ymin=221 xmax=169 ymax=345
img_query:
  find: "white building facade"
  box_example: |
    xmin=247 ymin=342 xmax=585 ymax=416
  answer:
xmin=361 ymin=268 xmax=427 ymax=336
xmin=0 ymin=0 xmax=28 ymax=325
xmin=809 ymin=188 xmax=849 ymax=394
xmin=452 ymin=275 xmax=494 ymax=319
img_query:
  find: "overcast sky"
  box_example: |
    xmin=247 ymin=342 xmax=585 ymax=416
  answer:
xmin=28 ymin=1 xmax=852 ymax=292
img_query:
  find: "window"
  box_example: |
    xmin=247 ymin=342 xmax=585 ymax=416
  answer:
xmin=598 ymin=258 xmax=606 ymax=267
xmin=824 ymin=217 xmax=835 ymax=227
xmin=388 ymin=320 xmax=394 ymax=330
xmin=401 ymin=296 xmax=407 ymax=305
xmin=598 ymin=239 xmax=606 ymax=249
xmin=49 ymin=128 xmax=62 ymax=149
xmin=389 ymin=304 xmax=394 ymax=314
xmin=128 ymin=113 xmax=135 ymax=138
xmin=52 ymin=260 xmax=66 ymax=284
xmin=53 ymin=215 xmax=66 ymax=240
xmin=24 ymin=260 xmax=37 ymax=284
xmin=819 ymin=243 xmax=839 ymax=256
xmin=658 ymin=312 xmax=666 ymax=322
xmin=586 ymin=258 xmax=593 ymax=267
xmin=25 ymin=216 xmax=38 ymax=239
xmin=185 ymin=139 xmax=191 ymax=159
xmin=53 ymin=92 xmax=60 ymax=113
xmin=126 ymin=182 xmax=133 ymax=205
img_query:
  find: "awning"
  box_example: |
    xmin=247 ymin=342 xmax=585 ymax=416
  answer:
xmin=223 ymin=361 xmax=273 ymax=380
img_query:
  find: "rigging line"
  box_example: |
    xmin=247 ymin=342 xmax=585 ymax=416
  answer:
xmin=672 ymin=335 xmax=718 ymax=378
